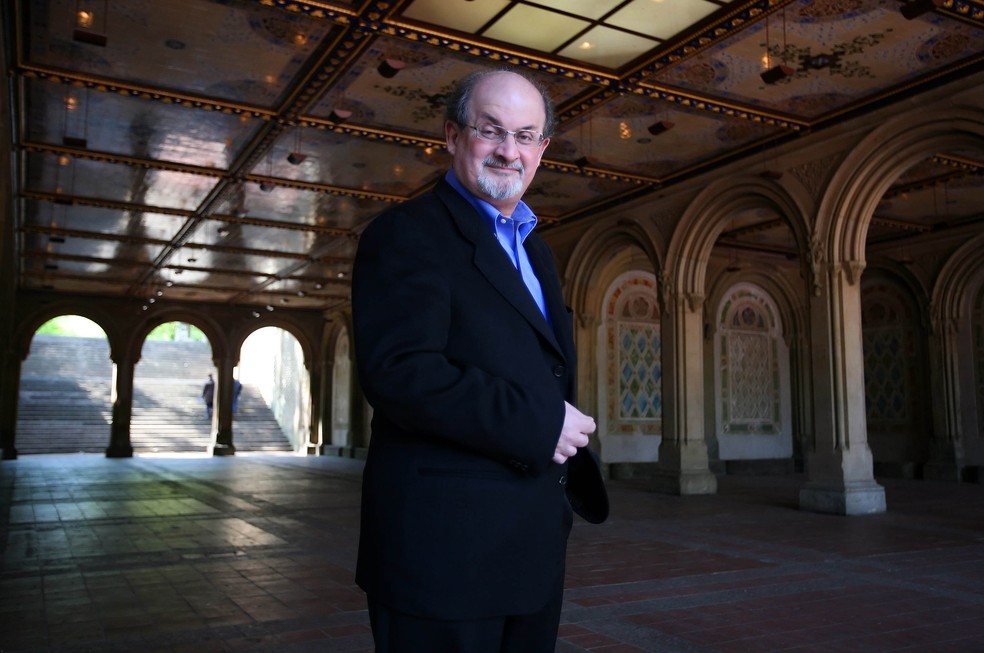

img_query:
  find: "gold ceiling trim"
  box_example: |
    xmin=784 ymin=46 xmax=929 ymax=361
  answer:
xmin=18 ymin=66 xmax=276 ymax=120
xmin=379 ymin=20 xmax=617 ymax=86
xmin=21 ymin=142 xmax=227 ymax=179
xmin=631 ymin=84 xmax=806 ymax=131
xmin=625 ymin=0 xmax=786 ymax=80
xmin=870 ymin=216 xmax=934 ymax=233
xmin=242 ymin=172 xmax=406 ymax=204
xmin=22 ymin=191 xmax=197 ymax=219
xmin=21 ymin=224 xmax=169 ymax=247
xmin=208 ymin=212 xmax=353 ymax=237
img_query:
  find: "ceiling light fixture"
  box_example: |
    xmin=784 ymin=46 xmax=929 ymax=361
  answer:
xmin=900 ymin=0 xmax=943 ymax=19
xmin=377 ymin=58 xmax=406 ymax=78
xmin=287 ymin=125 xmax=306 ymax=164
xmin=760 ymin=8 xmax=793 ymax=85
xmin=647 ymin=120 xmax=675 ymax=135
xmin=327 ymin=108 xmax=353 ymax=123
xmin=73 ymin=1 xmax=108 ymax=46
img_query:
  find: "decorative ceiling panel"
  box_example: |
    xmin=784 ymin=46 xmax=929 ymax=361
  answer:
xmin=3 ymin=0 xmax=980 ymax=312
xmin=652 ymin=0 xmax=984 ymax=119
xmin=27 ymin=0 xmax=337 ymax=108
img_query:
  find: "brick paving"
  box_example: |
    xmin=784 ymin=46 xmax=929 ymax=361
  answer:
xmin=1 ymin=454 xmax=983 ymax=652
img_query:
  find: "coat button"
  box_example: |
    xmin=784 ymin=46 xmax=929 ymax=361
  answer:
xmin=558 ymin=475 xmax=567 ymax=486
xmin=552 ymin=365 xmax=565 ymax=377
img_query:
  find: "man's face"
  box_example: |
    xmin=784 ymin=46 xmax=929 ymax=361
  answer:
xmin=445 ymin=72 xmax=550 ymax=216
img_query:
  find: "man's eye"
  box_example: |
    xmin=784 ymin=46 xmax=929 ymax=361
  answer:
xmin=515 ymin=131 xmax=536 ymax=145
xmin=479 ymin=126 xmax=502 ymax=139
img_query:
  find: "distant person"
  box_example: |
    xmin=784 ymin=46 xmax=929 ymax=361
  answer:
xmin=232 ymin=379 xmax=242 ymax=414
xmin=202 ymin=374 xmax=214 ymax=420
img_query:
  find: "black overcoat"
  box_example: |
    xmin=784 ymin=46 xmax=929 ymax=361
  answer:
xmin=352 ymin=178 xmax=606 ymax=620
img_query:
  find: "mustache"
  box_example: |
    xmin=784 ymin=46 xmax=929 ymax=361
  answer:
xmin=482 ymin=156 xmax=523 ymax=174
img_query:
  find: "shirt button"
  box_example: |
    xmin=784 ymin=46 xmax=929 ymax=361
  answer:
xmin=500 ymin=218 xmax=507 ymax=224
xmin=553 ymin=365 xmax=565 ymax=377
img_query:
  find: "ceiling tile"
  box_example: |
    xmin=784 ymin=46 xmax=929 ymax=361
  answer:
xmin=557 ymin=24 xmax=658 ymax=68
xmin=484 ymin=5 xmax=591 ymax=52
xmin=608 ymin=0 xmax=720 ymax=40
xmin=401 ymin=0 xmax=511 ymax=33
xmin=529 ymin=0 xmax=625 ymax=21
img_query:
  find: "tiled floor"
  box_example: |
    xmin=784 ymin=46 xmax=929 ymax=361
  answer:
xmin=2 ymin=454 xmax=983 ymax=652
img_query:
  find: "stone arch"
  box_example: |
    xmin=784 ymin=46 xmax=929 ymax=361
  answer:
xmin=14 ymin=301 xmax=119 ymax=363
xmin=818 ymin=106 xmax=984 ymax=266
xmin=565 ymin=217 xmax=664 ymax=314
xmin=231 ymin=316 xmax=315 ymax=372
xmin=128 ymin=308 xmax=228 ymax=366
xmin=323 ymin=317 xmax=354 ymax=449
xmin=931 ymin=231 xmax=984 ymax=334
xmin=706 ymin=267 xmax=806 ymax=351
xmin=928 ymin=231 xmax=984 ymax=458
xmin=667 ymin=175 xmax=812 ymax=301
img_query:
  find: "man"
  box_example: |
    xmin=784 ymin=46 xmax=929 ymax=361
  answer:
xmin=202 ymin=373 xmax=214 ymax=420
xmin=352 ymin=69 xmax=608 ymax=652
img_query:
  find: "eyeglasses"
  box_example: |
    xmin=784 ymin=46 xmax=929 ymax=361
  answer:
xmin=464 ymin=123 xmax=545 ymax=148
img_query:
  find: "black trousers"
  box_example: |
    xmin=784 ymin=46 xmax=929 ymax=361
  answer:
xmin=366 ymin=593 xmax=564 ymax=653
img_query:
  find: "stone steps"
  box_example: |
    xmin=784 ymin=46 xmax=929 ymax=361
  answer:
xmin=17 ymin=336 xmax=292 ymax=454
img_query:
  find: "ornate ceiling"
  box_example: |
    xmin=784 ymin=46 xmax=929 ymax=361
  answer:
xmin=3 ymin=0 xmax=983 ymax=314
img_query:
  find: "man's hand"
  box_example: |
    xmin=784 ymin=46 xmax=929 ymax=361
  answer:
xmin=554 ymin=401 xmax=595 ymax=465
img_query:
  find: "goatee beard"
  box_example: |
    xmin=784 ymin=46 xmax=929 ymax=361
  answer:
xmin=477 ymin=157 xmax=524 ymax=200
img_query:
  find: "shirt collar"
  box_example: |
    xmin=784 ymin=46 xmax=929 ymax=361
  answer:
xmin=445 ymin=170 xmax=538 ymax=242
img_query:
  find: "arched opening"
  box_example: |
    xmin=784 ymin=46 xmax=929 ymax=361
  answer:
xmin=860 ymin=272 xmax=930 ymax=478
xmin=131 ymin=321 xmax=214 ymax=454
xmin=329 ymin=328 xmax=352 ymax=450
xmin=598 ymin=271 xmax=663 ymax=474
xmin=240 ymin=326 xmax=308 ymax=452
xmin=17 ymin=315 xmax=111 ymax=454
xmin=712 ymin=283 xmax=793 ymax=473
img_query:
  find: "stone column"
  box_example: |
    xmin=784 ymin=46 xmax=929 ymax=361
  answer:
xmin=306 ymin=360 xmax=323 ymax=455
xmin=0 ymin=347 xmax=21 ymax=459
xmin=923 ymin=314 xmax=965 ymax=480
xmin=106 ymin=352 xmax=134 ymax=458
xmin=212 ymin=358 xmax=236 ymax=456
xmin=654 ymin=290 xmax=717 ymax=495
xmin=799 ymin=260 xmax=885 ymax=514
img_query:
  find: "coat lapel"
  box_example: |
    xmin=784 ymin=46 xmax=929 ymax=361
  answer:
xmin=435 ymin=181 xmax=565 ymax=359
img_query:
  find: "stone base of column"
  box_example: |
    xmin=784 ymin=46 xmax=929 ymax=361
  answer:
xmin=213 ymin=443 xmax=236 ymax=456
xmin=105 ymin=444 xmax=133 ymax=458
xmin=799 ymin=481 xmax=886 ymax=515
xmin=652 ymin=469 xmax=718 ymax=495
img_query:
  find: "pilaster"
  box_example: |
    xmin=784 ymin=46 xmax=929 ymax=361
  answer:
xmin=656 ymin=289 xmax=717 ymax=495
xmin=800 ymin=260 xmax=885 ymax=514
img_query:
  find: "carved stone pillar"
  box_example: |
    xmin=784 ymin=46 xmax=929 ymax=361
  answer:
xmin=923 ymin=312 xmax=965 ymax=480
xmin=307 ymin=360 xmax=323 ymax=455
xmin=212 ymin=358 xmax=236 ymax=456
xmin=799 ymin=260 xmax=885 ymax=514
xmin=106 ymin=351 xmax=134 ymax=458
xmin=655 ymin=290 xmax=717 ymax=495
xmin=0 ymin=347 xmax=21 ymax=459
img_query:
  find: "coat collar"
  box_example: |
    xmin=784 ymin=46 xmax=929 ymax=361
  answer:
xmin=435 ymin=179 xmax=566 ymax=359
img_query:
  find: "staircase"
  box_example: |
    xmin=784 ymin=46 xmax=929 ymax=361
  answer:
xmin=17 ymin=335 xmax=292 ymax=454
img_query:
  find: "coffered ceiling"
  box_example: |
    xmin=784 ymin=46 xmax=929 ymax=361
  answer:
xmin=3 ymin=0 xmax=983 ymax=314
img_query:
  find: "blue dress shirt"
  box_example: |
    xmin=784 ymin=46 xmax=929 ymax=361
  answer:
xmin=445 ymin=171 xmax=549 ymax=321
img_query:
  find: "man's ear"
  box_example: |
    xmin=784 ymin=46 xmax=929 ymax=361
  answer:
xmin=445 ymin=120 xmax=461 ymax=156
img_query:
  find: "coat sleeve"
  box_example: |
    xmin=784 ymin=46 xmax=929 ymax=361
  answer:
xmin=352 ymin=205 xmax=565 ymax=473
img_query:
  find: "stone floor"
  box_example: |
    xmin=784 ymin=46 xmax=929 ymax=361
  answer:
xmin=1 ymin=453 xmax=983 ymax=652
